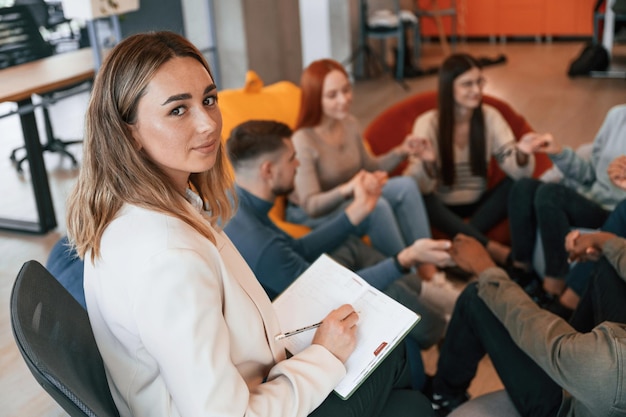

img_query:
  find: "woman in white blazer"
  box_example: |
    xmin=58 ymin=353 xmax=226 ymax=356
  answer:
xmin=65 ymin=31 xmax=433 ymax=417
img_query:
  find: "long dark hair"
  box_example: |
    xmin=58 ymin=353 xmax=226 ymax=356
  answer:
xmin=438 ymin=53 xmax=486 ymax=186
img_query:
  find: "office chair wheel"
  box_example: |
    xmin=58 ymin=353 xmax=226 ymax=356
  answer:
xmin=46 ymin=138 xmax=80 ymax=167
xmin=9 ymin=147 xmax=24 ymax=164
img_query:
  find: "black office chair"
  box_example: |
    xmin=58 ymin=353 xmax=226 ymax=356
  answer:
xmin=10 ymin=260 xmax=120 ymax=417
xmin=14 ymin=0 xmax=80 ymax=50
xmin=1 ymin=5 xmax=89 ymax=173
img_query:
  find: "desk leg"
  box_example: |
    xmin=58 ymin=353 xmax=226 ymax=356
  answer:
xmin=0 ymin=98 xmax=57 ymax=233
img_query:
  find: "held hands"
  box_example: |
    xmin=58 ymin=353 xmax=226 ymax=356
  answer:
xmin=516 ymin=132 xmax=561 ymax=155
xmin=607 ymin=155 xmax=626 ymax=191
xmin=340 ymin=170 xmax=387 ymax=199
xmin=312 ymin=304 xmax=359 ymax=363
xmin=449 ymin=234 xmax=496 ymax=275
xmin=404 ymin=134 xmax=436 ymax=162
xmin=398 ymin=238 xmax=455 ymax=268
xmin=565 ymin=230 xmax=616 ymax=263
xmin=345 ymin=171 xmax=383 ymax=225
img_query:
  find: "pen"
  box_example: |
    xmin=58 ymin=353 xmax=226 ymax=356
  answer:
xmin=275 ymin=321 xmax=322 ymax=341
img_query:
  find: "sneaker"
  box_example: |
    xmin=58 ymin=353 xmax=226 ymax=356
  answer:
xmin=430 ymin=392 xmax=470 ymax=417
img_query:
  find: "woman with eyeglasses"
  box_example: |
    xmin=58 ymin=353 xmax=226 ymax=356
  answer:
xmin=405 ymin=53 xmax=541 ymax=266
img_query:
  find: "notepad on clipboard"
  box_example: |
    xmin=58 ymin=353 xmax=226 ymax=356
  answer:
xmin=272 ymin=254 xmax=420 ymax=400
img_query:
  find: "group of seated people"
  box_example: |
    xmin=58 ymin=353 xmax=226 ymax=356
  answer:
xmin=49 ymin=31 xmax=625 ymax=417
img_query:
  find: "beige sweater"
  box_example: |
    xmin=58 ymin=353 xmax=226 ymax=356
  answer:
xmin=405 ymin=104 xmax=535 ymax=205
xmin=289 ymin=115 xmax=405 ymax=217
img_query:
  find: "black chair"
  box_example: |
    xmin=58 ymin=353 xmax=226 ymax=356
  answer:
xmin=0 ymin=5 xmax=88 ymax=173
xmin=10 ymin=260 xmax=120 ymax=417
xmin=14 ymin=0 xmax=80 ymax=50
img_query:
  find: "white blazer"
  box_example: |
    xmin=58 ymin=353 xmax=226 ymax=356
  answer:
xmin=84 ymin=203 xmax=345 ymax=417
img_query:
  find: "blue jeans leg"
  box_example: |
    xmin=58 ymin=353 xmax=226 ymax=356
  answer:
xmin=362 ymin=196 xmax=408 ymax=256
xmin=381 ymin=176 xmax=432 ymax=242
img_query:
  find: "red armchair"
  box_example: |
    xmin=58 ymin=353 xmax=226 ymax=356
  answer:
xmin=362 ymin=90 xmax=553 ymax=244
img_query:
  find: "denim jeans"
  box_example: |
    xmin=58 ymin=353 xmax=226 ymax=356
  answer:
xmin=509 ymin=178 xmax=609 ymax=279
xmin=423 ymin=177 xmax=513 ymax=246
xmin=287 ymin=176 xmax=431 ymax=256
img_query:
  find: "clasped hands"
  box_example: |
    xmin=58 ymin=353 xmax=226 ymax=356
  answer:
xmin=516 ymin=131 xmax=561 ymax=155
xmin=565 ymin=230 xmax=616 ymax=263
xmin=402 ymin=134 xmax=436 ymax=162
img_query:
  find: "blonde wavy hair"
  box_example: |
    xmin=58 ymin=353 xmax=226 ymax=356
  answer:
xmin=66 ymin=31 xmax=234 ymax=262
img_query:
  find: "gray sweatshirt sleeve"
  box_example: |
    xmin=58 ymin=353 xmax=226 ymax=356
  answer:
xmin=477 ymin=267 xmax=625 ymax=417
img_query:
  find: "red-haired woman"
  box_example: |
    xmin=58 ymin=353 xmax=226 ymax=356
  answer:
xmin=287 ymin=59 xmax=432 ymax=265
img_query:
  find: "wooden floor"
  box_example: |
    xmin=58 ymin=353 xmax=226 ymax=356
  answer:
xmin=1 ymin=40 xmax=625 ymax=416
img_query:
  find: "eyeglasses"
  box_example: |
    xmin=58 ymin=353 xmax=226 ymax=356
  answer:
xmin=457 ymin=77 xmax=486 ymax=89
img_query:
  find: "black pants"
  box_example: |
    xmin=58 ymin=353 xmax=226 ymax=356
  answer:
xmin=508 ymin=178 xmax=610 ymax=279
xmin=434 ymin=256 xmax=626 ymax=417
xmin=434 ymin=282 xmax=562 ymax=417
xmin=423 ymin=177 xmax=513 ymax=246
xmin=310 ymin=342 xmax=434 ymax=417
xmin=569 ymin=257 xmax=626 ymax=332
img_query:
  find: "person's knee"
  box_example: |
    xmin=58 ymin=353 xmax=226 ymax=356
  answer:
xmin=533 ymin=182 xmax=565 ymax=211
xmin=384 ymin=176 xmax=419 ymax=201
xmin=510 ymin=178 xmax=538 ymax=200
xmin=372 ymin=197 xmax=394 ymax=218
xmin=603 ymin=199 xmax=626 ymax=235
xmin=456 ymin=282 xmax=480 ymax=311
xmin=509 ymin=178 xmax=539 ymax=213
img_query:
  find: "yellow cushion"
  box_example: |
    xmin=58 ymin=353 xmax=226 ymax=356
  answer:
xmin=219 ymin=70 xmax=302 ymax=140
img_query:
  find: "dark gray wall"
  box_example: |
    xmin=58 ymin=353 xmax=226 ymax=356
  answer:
xmin=119 ymin=1 xmax=186 ymax=37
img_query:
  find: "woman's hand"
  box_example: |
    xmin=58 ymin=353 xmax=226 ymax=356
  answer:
xmin=399 ymin=134 xmax=419 ymax=157
xmin=397 ymin=238 xmax=454 ymax=268
xmin=345 ymin=172 xmax=381 ymax=225
xmin=405 ymin=135 xmax=436 ymax=162
xmin=339 ymin=171 xmax=364 ymax=199
xmin=517 ymin=132 xmax=561 ymax=155
xmin=312 ymin=304 xmax=359 ymax=363
xmin=607 ymin=155 xmax=626 ymax=191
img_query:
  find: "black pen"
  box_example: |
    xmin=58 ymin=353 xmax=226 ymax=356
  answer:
xmin=275 ymin=321 xmax=322 ymax=341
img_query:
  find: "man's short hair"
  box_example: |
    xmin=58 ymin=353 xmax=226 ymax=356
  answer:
xmin=226 ymin=120 xmax=293 ymax=170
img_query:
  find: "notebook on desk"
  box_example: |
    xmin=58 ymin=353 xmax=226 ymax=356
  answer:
xmin=272 ymin=254 xmax=420 ymax=400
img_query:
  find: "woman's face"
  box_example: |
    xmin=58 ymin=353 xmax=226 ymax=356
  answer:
xmin=453 ymin=67 xmax=485 ymax=111
xmin=130 ymin=56 xmax=222 ymax=192
xmin=320 ymin=69 xmax=352 ymax=121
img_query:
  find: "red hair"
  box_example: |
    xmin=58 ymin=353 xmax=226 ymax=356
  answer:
xmin=296 ymin=59 xmax=349 ymax=129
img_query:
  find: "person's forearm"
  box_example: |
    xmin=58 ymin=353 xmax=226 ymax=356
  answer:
xmin=356 ymin=258 xmax=401 ymax=290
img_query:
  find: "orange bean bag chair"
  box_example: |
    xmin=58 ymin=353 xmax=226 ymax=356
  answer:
xmin=362 ymin=90 xmax=553 ymax=244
